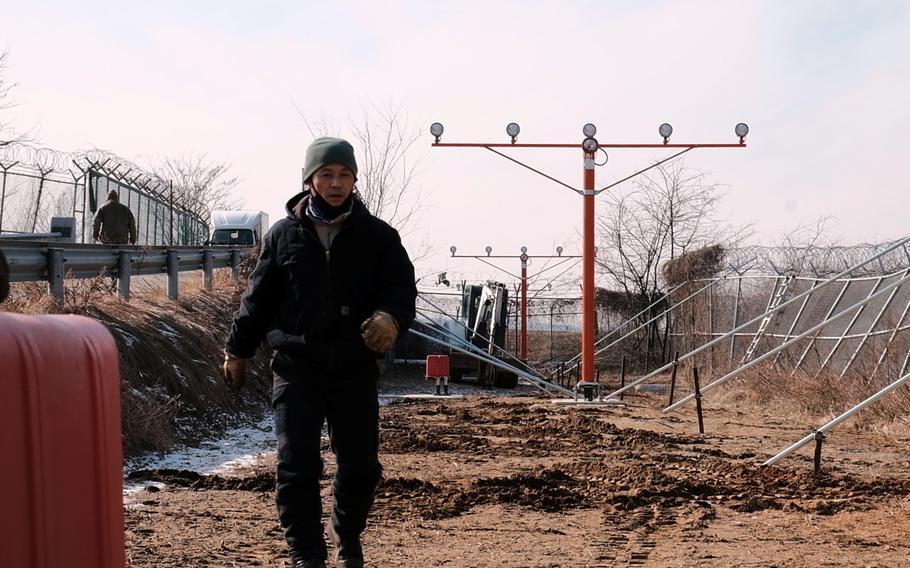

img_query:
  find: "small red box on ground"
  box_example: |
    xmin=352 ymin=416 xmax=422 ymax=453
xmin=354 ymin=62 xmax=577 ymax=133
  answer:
xmin=0 ymin=313 xmax=125 ymax=568
xmin=426 ymin=355 xmax=450 ymax=379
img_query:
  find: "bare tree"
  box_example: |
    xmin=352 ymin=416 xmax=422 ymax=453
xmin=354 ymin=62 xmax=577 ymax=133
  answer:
xmin=296 ymin=100 xmax=426 ymax=245
xmin=596 ymin=158 xmax=742 ymax=302
xmin=0 ymin=50 xmax=31 ymax=148
xmin=144 ymin=153 xmax=241 ymax=219
xmin=594 ymin=158 xmax=748 ymax=364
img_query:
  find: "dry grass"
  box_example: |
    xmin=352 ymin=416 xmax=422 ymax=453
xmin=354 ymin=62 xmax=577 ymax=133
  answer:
xmin=3 ymin=268 xmax=272 ymax=459
xmin=711 ymin=362 xmax=910 ymax=434
xmin=513 ymin=324 xmax=910 ymax=434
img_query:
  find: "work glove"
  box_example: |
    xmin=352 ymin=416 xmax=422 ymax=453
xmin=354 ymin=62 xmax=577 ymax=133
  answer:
xmin=361 ymin=310 xmax=399 ymax=353
xmin=223 ymin=350 xmax=248 ymax=390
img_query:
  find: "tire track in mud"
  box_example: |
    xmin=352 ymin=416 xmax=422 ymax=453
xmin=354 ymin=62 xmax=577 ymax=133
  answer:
xmin=128 ymin=397 xmax=910 ymax=566
xmin=135 ymin=398 xmax=910 ymax=519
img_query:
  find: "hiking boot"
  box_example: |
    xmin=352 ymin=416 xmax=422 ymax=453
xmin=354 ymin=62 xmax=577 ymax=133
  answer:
xmin=293 ymin=559 xmax=327 ymax=568
xmin=327 ymin=523 xmax=364 ymax=568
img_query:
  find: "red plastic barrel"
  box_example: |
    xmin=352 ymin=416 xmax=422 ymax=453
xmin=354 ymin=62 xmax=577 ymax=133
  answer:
xmin=426 ymin=355 xmax=450 ymax=379
xmin=0 ymin=313 xmax=125 ymax=568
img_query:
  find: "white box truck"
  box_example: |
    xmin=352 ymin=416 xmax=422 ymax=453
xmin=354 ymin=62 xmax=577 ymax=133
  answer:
xmin=209 ymin=210 xmax=270 ymax=247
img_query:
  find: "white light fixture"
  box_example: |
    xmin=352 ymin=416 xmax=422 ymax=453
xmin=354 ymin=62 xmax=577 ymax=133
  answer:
xmin=506 ymin=122 xmax=520 ymax=143
xmin=582 ymin=123 xmax=597 ymax=137
xmin=430 ymin=122 xmax=444 ymax=143
xmin=659 ymin=123 xmax=673 ymax=144
xmin=556 ymin=246 xmax=564 ymax=256
xmin=582 ymin=137 xmax=599 ymax=153
xmin=449 ymin=245 xmax=457 ymax=255
xmin=485 ymin=245 xmax=493 ymax=256
xmin=520 ymin=246 xmax=528 ymax=254
xmin=735 ymin=122 xmax=749 ymax=143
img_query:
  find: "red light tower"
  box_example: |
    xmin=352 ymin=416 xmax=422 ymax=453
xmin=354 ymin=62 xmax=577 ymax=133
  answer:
xmin=431 ymin=121 xmax=748 ymax=388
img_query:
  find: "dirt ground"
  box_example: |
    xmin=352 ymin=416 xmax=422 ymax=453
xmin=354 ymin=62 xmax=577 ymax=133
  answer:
xmin=124 ymin=376 xmax=910 ymax=567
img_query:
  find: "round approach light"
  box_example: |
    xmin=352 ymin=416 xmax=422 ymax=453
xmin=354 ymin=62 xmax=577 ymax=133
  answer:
xmin=430 ymin=122 xmax=444 ymax=142
xmin=556 ymin=246 xmax=564 ymax=256
xmin=582 ymin=123 xmax=597 ymax=137
xmin=506 ymin=122 xmax=521 ymax=142
xmin=735 ymin=122 xmax=749 ymax=142
xmin=659 ymin=123 xmax=673 ymax=143
xmin=520 ymin=246 xmax=528 ymax=254
xmin=449 ymin=245 xmax=457 ymax=255
xmin=582 ymin=137 xmax=599 ymax=153
xmin=485 ymin=245 xmax=493 ymax=256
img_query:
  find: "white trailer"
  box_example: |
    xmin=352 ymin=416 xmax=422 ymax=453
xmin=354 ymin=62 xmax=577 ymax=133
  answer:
xmin=209 ymin=211 xmax=270 ymax=247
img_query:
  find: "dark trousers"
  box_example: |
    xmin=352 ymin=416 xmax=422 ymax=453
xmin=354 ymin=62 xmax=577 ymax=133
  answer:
xmin=272 ymin=358 xmax=382 ymax=561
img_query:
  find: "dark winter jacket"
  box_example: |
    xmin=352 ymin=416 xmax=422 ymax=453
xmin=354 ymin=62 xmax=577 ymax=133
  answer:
xmin=225 ymin=191 xmax=417 ymax=371
xmin=92 ymin=200 xmax=137 ymax=244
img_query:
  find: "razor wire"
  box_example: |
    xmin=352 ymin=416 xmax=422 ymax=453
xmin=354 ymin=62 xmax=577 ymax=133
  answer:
xmin=0 ymin=143 xmax=208 ymax=244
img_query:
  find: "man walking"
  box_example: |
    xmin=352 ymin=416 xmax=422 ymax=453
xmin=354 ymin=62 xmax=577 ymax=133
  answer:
xmin=92 ymin=190 xmax=137 ymax=245
xmin=223 ymin=137 xmax=417 ymax=568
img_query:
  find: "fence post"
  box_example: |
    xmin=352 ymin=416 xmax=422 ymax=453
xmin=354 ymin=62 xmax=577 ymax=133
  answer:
xmin=46 ymin=248 xmax=65 ymax=304
xmin=668 ymin=351 xmax=680 ymax=406
xmin=169 ymin=182 xmax=174 ymax=245
xmin=230 ymin=249 xmax=242 ymax=279
xmin=693 ymin=365 xmax=705 ymax=434
xmin=203 ymin=249 xmax=214 ymax=290
xmin=135 ymin=189 xmax=143 ymax=245
xmin=619 ymin=356 xmax=626 ymax=401
xmin=117 ymin=251 xmax=132 ymax=300
xmin=32 ymin=173 xmax=48 ymax=233
xmin=166 ymin=250 xmax=179 ymax=300
xmin=0 ymin=165 xmax=9 ymax=233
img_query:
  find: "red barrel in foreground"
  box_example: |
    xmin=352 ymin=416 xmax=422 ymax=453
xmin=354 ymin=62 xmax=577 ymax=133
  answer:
xmin=0 ymin=313 xmax=125 ymax=568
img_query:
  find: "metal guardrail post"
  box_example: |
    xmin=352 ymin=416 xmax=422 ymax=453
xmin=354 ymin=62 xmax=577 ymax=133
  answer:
xmin=46 ymin=248 xmax=65 ymax=303
xmin=203 ymin=249 xmax=214 ymax=290
xmin=117 ymin=251 xmax=132 ymax=300
xmin=166 ymin=250 xmax=179 ymax=300
xmin=230 ymin=249 xmax=241 ymax=279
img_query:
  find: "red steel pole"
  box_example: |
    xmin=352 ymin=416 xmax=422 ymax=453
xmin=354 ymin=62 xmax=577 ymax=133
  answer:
xmin=582 ymin=150 xmax=596 ymax=382
xmin=520 ymin=253 xmax=528 ymax=360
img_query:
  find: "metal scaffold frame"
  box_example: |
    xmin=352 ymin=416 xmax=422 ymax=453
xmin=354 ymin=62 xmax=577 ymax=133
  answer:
xmin=602 ymin=236 xmax=910 ymax=401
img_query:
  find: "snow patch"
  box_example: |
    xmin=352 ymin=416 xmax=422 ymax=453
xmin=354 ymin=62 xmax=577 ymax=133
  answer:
xmin=123 ymin=417 xmax=275 ymax=501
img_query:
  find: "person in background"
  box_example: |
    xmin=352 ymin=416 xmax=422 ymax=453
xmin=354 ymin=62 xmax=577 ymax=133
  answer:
xmin=0 ymin=248 xmax=9 ymax=303
xmin=222 ymin=137 xmax=417 ymax=568
xmin=92 ymin=190 xmax=137 ymax=245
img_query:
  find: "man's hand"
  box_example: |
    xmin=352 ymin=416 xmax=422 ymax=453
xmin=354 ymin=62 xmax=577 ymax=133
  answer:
xmin=361 ymin=311 xmax=399 ymax=353
xmin=223 ymin=351 xmax=248 ymax=390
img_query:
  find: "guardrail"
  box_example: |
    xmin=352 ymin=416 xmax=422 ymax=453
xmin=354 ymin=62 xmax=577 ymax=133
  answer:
xmin=0 ymin=239 xmax=253 ymax=302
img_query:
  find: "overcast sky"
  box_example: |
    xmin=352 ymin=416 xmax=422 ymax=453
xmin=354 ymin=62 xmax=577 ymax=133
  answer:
xmin=3 ymin=0 xmax=909 ymax=284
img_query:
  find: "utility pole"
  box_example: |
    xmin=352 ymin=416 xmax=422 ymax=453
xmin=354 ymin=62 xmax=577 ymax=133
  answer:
xmin=431 ymin=121 xmax=748 ymax=388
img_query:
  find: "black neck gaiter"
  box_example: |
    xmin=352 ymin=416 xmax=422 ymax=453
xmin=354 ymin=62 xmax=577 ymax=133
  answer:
xmin=309 ymin=192 xmax=353 ymax=221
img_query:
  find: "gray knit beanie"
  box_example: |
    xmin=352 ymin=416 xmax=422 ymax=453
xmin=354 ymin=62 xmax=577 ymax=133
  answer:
xmin=302 ymin=137 xmax=358 ymax=183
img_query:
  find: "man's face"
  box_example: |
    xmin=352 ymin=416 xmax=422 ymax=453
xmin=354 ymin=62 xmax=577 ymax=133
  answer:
xmin=310 ymin=164 xmax=355 ymax=207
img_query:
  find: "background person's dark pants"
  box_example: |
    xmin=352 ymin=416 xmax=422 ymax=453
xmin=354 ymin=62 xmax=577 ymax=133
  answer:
xmin=272 ymin=359 xmax=382 ymax=561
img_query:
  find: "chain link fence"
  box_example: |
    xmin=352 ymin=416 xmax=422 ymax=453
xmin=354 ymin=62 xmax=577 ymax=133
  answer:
xmin=0 ymin=150 xmax=208 ymax=245
xmin=412 ymin=239 xmax=910 ymax=384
